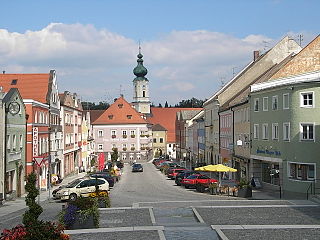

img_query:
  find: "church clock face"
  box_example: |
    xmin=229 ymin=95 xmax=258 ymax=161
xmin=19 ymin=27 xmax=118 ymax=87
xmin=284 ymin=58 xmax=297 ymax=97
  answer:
xmin=8 ymin=102 xmax=20 ymax=115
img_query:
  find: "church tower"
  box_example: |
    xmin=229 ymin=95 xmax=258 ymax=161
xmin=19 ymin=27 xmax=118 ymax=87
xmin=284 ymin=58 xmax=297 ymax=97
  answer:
xmin=132 ymin=49 xmax=151 ymax=114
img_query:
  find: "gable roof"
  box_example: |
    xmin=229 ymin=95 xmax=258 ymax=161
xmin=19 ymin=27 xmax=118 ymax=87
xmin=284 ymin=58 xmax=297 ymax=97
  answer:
xmin=152 ymin=123 xmax=167 ymax=131
xmin=0 ymin=73 xmax=51 ymax=103
xmin=270 ymin=34 xmax=320 ymax=80
xmin=86 ymin=110 xmax=105 ymax=123
xmin=148 ymin=107 xmax=202 ymax=143
xmin=92 ymin=96 xmax=148 ymax=125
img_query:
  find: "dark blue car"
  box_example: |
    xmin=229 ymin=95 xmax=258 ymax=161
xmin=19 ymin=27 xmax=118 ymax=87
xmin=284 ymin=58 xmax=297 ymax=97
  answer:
xmin=132 ymin=163 xmax=143 ymax=172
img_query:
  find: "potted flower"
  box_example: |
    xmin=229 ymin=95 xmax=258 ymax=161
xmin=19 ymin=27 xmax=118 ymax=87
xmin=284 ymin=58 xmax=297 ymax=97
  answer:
xmin=59 ymin=197 xmax=99 ymax=230
xmin=237 ymin=178 xmax=252 ymax=198
xmin=122 ymin=135 xmax=127 ymax=138
xmin=89 ymin=191 xmax=110 ymax=208
xmin=111 ymin=135 xmax=116 ymax=138
xmin=141 ymin=147 xmax=145 ymax=150
xmin=131 ymin=135 xmax=135 ymax=138
xmin=131 ymin=147 xmax=135 ymax=151
xmin=122 ymin=147 xmax=127 ymax=151
xmin=140 ymin=134 xmax=145 ymax=137
xmin=1 ymin=173 xmax=70 ymax=240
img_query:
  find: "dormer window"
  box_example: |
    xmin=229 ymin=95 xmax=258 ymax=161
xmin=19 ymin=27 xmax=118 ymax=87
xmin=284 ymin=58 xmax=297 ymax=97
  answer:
xmin=108 ymin=115 xmax=113 ymax=119
xmin=11 ymin=79 xmax=18 ymax=85
xmin=118 ymin=104 xmax=123 ymax=108
xmin=127 ymin=115 xmax=132 ymax=119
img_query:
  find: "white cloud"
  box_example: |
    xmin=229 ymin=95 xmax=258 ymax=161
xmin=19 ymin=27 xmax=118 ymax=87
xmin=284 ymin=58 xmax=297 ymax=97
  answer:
xmin=1 ymin=23 xmax=311 ymax=105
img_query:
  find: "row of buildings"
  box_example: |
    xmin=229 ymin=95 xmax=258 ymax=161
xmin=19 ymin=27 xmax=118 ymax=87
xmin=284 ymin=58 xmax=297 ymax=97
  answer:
xmin=183 ymin=35 xmax=320 ymax=198
xmin=0 ymin=71 xmax=93 ymax=199
xmin=1 ymin=35 xmax=319 ymax=200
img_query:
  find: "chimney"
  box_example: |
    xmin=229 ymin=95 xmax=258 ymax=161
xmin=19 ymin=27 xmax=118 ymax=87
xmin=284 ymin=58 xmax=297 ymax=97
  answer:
xmin=253 ymin=51 xmax=260 ymax=61
xmin=2 ymin=71 xmax=5 ymax=74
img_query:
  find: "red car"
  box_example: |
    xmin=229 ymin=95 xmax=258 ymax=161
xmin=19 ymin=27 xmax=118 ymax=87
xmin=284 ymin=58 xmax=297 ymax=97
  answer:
xmin=181 ymin=174 xmax=218 ymax=189
xmin=167 ymin=168 xmax=186 ymax=179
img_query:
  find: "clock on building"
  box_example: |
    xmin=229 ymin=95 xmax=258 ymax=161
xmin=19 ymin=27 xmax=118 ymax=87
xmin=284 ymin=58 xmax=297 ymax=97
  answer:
xmin=8 ymin=102 xmax=20 ymax=115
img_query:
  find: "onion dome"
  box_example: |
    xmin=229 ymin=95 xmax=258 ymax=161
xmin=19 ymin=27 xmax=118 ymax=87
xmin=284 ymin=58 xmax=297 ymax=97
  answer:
xmin=133 ymin=52 xmax=148 ymax=81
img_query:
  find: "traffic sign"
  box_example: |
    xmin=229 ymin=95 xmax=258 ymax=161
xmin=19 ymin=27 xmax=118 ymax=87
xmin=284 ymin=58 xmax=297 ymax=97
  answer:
xmin=33 ymin=157 xmax=44 ymax=167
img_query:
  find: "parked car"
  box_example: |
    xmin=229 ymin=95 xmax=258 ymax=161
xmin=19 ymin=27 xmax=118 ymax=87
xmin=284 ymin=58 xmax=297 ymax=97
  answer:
xmin=167 ymin=168 xmax=187 ymax=179
xmin=57 ymin=177 xmax=109 ymax=201
xmin=89 ymin=172 xmax=115 ymax=187
xmin=181 ymin=174 xmax=218 ymax=189
xmin=175 ymin=171 xmax=199 ymax=186
xmin=132 ymin=163 xmax=143 ymax=172
xmin=52 ymin=184 xmax=68 ymax=199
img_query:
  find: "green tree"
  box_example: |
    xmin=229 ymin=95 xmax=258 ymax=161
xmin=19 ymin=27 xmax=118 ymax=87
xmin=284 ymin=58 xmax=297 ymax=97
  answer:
xmin=165 ymin=101 xmax=168 ymax=108
xmin=82 ymin=101 xmax=110 ymax=110
xmin=174 ymin=97 xmax=205 ymax=108
xmin=111 ymin=148 xmax=119 ymax=162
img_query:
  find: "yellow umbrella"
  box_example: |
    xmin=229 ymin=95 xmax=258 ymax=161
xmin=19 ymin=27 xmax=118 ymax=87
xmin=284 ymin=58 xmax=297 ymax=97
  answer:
xmin=194 ymin=166 xmax=206 ymax=171
xmin=203 ymin=164 xmax=237 ymax=172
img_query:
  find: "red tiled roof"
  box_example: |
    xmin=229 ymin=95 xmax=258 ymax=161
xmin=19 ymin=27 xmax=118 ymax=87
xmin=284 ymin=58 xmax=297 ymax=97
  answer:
xmin=87 ymin=110 xmax=105 ymax=123
xmin=0 ymin=73 xmax=50 ymax=103
xmin=148 ymin=107 xmax=202 ymax=143
xmin=92 ymin=96 xmax=148 ymax=125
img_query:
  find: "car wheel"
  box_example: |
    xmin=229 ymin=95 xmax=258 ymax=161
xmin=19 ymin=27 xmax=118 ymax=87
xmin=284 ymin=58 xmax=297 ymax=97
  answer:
xmin=185 ymin=185 xmax=189 ymax=189
xmin=69 ymin=193 xmax=77 ymax=201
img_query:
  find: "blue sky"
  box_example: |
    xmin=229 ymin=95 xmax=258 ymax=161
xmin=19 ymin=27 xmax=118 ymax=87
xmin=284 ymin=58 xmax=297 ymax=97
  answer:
xmin=0 ymin=0 xmax=318 ymax=105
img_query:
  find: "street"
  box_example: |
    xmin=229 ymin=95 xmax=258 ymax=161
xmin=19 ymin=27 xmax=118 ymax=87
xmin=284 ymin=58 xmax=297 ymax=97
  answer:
xmin=1 ymin=162 xmax=320 ymax=239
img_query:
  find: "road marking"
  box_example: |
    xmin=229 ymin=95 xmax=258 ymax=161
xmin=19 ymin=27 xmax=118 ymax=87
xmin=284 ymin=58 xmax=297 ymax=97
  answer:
xmin=214 ymin=228 xmax=229 ymax=240
xmin=191 ymin=207 xmax=205 ymax=223
xmin=132 ymin=202 xmax=139 ymax=208
xmin=149 ymin=207 xmax=156 ymax=224
xmin=136 ymin=199 xmax=289 ymax=204
xmin=65 ymin=226 xmax=164 ymax=234
xmin=158 ymin=229 xmax=166 ymax=240
xmin=195 ymin=204 xmax=319 ymax=208
xmin=211 ymin=225 xmax=320 ymax=229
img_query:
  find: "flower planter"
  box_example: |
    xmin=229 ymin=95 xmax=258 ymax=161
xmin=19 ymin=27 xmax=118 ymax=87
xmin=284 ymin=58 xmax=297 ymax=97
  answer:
xmin=97 ymin=199 xmax=107 ymax=208
xmin=237 ymin=187 xmax=252 ymax=198
xmin=68 ymin=213 xmax=95 ymax=230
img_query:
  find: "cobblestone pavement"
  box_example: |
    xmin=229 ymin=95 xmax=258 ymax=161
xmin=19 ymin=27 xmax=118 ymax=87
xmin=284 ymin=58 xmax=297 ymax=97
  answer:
xmin=99 ymin=208 xmax=153 ymax=228
xmin=70 ymin=230 xmax=160 ymax=240
xmin=196 ymin=206 xmax=320 ymax=225
xmin=222 ymin=228 xmax=320 ymax=240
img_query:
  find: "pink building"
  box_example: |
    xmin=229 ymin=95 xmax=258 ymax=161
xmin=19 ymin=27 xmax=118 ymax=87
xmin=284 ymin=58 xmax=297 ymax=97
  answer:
xmin=91 ymin=96 xmax=151 ymax=163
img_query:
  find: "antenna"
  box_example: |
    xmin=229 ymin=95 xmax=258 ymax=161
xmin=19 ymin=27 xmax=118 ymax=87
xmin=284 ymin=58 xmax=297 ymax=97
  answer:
xmin=220 ymin=77 xmax=226 ymax=88
xmin=232 ymin=67 xmax=238 ymax=78
xmin=297 ymin=34 xmax=303 ymax=47
xmin=118 ymin=84 xmax=125 ymax=97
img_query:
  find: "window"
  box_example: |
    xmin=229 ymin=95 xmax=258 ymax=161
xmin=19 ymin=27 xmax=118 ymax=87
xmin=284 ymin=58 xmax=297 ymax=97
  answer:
xmin=98 ymin=144 xmax=103 ymax=150
xmin=300 ymin=92 xmax=314 ymax=108
xmin=254 ymin=98 xmax=259 ymax=112
xmin=19 ymin=135 xmax=23 ymax=149
xmin=169 ymin=144 xmax=172 ymax=148
xmin=253 ymin=124 xmax=259 ymax=139
xmin=143 ymin=91 xmax=145 ymax=97
xmin=283 ymin=93 xmax=289 ymax=109
xmin=262 ymin=123 xmax=268 ymax=140
xmin=112 ymin=144 xmax=116 ymax=149
xmin=122 ymin=130 xmax=127 ymax=138
xmin=153 ymin=138 xmax=157 ymax=143
xmin=127 ymin=115 xmax=132 ymax=119
xmin=263 ymin=97 xmax=268 ymax=111
xmin=272 ymin=96 xmax=278 ymax=110
xmin=283 ymin=122 xmax=290 ymax=141
xmin=160 ymin=138 xmax=164 ymax=143
xmin=7 ymin=135 xmax=11 ymax=149
xmin=272 ymin=123 xmax=279 ymax=140
xmin=289 ymin=162 xmax=315 ymax=180
xmin=12 ymin=135 xmax=17 ymax=150
xmin=108 ymin=115 xmax=113 ymax=119
xmin=300 ymin=123 xmax=314 ymax=141
xmin=98 ymin=130 xmax=103 ymax=137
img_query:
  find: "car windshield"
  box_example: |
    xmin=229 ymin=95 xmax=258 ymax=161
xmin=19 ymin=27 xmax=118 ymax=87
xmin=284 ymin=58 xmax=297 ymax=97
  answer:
xmin=133 ymin=164 xmax=142 ymax=167
xmin=66 ymin=179 xmax=82 ymax=188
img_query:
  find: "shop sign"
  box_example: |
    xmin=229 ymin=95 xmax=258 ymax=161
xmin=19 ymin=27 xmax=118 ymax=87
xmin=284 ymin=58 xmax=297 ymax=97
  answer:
xmin=33 ymin=127 xmax=38 ymax=157
xmin=256 ymin=148 xmax=281 ymax=156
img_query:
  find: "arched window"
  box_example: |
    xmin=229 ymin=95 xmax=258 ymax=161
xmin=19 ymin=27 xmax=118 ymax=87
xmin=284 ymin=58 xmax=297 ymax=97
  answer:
xmin=143 ymin=91 xmax=145 ymax=97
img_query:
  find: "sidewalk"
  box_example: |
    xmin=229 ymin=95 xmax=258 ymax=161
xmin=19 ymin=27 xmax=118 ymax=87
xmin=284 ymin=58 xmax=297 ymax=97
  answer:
xmin=0 ymin=172 xmax=87 ymax=218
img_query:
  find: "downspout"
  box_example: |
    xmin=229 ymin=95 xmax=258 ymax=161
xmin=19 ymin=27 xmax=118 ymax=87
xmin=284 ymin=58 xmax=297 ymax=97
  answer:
xmin=3 ymin=105 xmax=7 ymax=200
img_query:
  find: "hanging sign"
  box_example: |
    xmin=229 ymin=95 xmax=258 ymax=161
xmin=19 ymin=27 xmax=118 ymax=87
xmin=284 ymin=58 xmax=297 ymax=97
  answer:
xmin=33 ymin=127 xmax=39 ymax=157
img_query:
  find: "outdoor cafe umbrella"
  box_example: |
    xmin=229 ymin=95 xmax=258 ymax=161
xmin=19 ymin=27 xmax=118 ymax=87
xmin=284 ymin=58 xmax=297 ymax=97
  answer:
xmin=195 ymin=164 xmax=237 ymax=186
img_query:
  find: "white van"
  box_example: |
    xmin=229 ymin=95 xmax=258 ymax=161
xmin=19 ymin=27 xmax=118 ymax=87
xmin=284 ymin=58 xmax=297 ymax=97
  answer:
xmin=59 ymin=178 xmax=109 ymax=201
